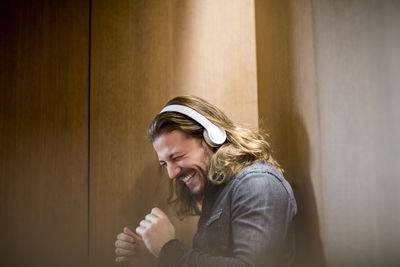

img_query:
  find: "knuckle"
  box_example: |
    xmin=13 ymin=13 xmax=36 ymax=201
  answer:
xmin=118 ymin=233 xmax=127 ymax=240
xmin=135 ymin=227 xmax=141 ymax=234
xmin=116 ymin=256 xmax=127 ymax=263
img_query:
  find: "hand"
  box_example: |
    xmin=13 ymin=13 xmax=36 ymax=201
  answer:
xmin=136 ymin=207 xmax=176 ymax=257
xmin=115 ymin=227 xmax=157 ymax=266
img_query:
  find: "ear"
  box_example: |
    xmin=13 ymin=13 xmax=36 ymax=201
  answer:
xmin=201 ymin=138 xmax=216 ymax=154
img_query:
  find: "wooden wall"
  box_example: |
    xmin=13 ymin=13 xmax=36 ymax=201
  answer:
xmin=90 ymin=1 xmax=258 ymax=266
xmin=255 ymin=0 xmax=400 ymax=266
xmin=255 ymin=0 xmax=325 ymax=266
xmin=1 ymin=1 xmax=258 ymax=266
xmin=3 ymin=1 xmax=398 ymax=266
xmin=0 ymin=0 xmax=89 ymax=266
xmin=312 ymin=1 xmax=400 ymax=266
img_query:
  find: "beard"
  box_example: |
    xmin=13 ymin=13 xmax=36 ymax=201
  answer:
xmin=174 ymin=146 xmax=212 ymax=200
xmin=187 ymin=144 xmax=212 ymax=196
xmin=174 ymin=162 xmax=209 ymax=197
xmin=167 ymin=141 xmax=214 ymax=217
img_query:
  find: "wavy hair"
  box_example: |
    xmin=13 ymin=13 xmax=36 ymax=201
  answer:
xmin=148 ymin=96 xmax=282 ymax=218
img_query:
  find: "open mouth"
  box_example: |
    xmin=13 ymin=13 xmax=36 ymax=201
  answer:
xmin=181 ymin=170 xmax=195 ymax=183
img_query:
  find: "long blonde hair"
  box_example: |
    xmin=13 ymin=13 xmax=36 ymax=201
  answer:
xmin=148 ymin=96 xmax=282 ymax=218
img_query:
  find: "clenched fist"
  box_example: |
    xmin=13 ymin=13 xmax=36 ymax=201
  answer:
xmin=115 ymin=227 xmax=156 ymax=266
xmin=136 ymin=207 xmax=176 ymax=257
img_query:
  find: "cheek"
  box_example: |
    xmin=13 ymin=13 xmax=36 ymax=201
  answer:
xmin=181 ymin=158 xmax=198 ymax=168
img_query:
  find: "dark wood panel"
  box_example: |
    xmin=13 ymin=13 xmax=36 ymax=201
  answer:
xmin=89 ymin=1 xmax=185 ymax=266
xmin=0 ymin=1 xmax=89 ymax=266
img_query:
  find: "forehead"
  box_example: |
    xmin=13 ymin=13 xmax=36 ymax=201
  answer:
xmin=152 ymin=130 xmax=200 ymax=158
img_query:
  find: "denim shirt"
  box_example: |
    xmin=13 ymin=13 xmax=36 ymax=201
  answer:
xmin=159 ymin=161 xmax=297 ymax=267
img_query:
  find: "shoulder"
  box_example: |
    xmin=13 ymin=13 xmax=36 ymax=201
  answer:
xmin=232 ymin=160 xmax=284 ymax=188
xmin=230 ymin=161 xmax=296 ymax=206
xmin=235 ymin=161 xmax=283 ymax=181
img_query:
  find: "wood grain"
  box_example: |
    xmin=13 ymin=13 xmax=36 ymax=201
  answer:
xmin=90 ymin=1 xmax=180 ymax=266
xmin=255 ymin=1 xmax=325 ymax=266
xmin=0 ymin=0 xmax=89 ymax=266
xmin=89 ymin=1 xmax=258 ymax=266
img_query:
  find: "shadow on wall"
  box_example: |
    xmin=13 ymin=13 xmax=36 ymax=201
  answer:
xmin=278 ymin=114 xmax=326 ymax=267
xmin=254 ymin=1 xmax=326 ymax=265
xmin=260 ymin=106 xmax=325 ymax=267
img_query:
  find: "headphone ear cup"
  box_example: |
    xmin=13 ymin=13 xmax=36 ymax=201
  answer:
xmin=203 ymin=129 xmax=217 ymax=147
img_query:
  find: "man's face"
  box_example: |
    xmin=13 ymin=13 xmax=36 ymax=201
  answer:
xmin=152 ymin=130 xmax=213 ymax=196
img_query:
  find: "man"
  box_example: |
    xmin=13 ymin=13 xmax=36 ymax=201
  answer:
xmin=115 ymin=96 xmax=297 ymax=266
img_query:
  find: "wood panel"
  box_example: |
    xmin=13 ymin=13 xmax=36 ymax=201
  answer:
xmin=255 ymin=1 xmax=325 ymax=266
xmin=171 ymin=0 xmax=259 ymax=127
xmin=90 ymin=1 xmax=258 ymax=266
xmin=256 ymin=0 xmax=400 ymax=266
xmin=312 ymin=0 xmax=400 ymax=266
xmin=89 ymin=1 xmax=183 ymax=266
xmin=0 ymin=0 xmax=89 ymax=266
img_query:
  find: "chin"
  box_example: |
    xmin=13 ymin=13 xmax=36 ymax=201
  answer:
xmin=189 ymin=185 xmax=204 ymax=196
xmin=185 ymin=168 xmax=207 ymax=196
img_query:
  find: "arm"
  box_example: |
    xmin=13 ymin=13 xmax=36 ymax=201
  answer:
xmin=158 ymin=171 xmax=296 ymax=267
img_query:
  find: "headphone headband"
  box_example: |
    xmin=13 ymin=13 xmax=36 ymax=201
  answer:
xmin=160 ymin=104 xmax=227 ymax=147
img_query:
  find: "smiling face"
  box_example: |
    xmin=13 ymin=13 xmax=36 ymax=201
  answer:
xmin=152 ymin=130 xmax=214 ymax=196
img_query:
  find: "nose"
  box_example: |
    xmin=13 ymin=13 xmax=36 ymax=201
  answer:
xmin=166 ymin=163 xmax=181 ymax=180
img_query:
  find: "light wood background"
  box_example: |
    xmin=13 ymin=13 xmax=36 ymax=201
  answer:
xmin=1 ymin=0 xmax=399 ymax=266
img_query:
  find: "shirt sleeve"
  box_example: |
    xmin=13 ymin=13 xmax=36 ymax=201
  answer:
xmin=158 ymin=171 xmax=296 ymax=267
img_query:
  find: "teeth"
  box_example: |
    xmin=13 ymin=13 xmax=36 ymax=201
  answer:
xmin=182 ymin=172 xmax=194 ymax=182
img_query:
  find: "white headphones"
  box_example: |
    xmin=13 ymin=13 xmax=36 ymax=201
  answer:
xmin=160 ymin=104 xmax=227 ymax=147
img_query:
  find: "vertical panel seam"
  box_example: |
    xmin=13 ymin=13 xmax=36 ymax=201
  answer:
xmin=88 ymin=0 xmax=92 ymax=266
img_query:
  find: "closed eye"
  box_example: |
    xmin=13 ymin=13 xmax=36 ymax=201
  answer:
xmin=172 ymin=155 xmax=183 ymax=161
xmin=158 ymin=153 xmax=185 ymax=167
